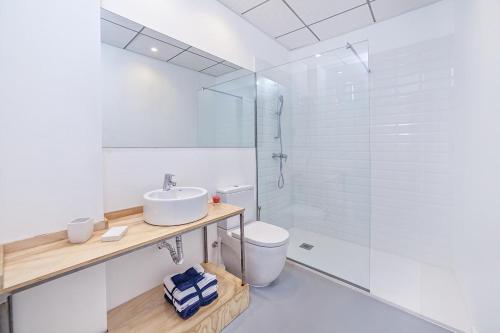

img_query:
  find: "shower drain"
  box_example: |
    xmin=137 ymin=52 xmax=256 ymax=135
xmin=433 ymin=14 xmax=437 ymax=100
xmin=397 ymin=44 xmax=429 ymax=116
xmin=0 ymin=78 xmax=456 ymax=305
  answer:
xmin=299 ymin=243 xmax=314 ymax=250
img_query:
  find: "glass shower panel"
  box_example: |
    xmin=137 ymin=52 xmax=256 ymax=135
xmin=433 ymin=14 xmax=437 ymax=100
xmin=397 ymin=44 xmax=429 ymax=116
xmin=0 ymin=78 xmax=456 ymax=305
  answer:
xmin=197 ymin=74 xmax=256 ymax=148
xmin=257 ymin=41 xmax=371 ymax=290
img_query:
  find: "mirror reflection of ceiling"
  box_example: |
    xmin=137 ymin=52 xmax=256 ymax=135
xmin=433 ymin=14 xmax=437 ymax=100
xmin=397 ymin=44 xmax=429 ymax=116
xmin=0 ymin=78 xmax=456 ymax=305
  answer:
xmin=218 ymin=0 xmax=441 ymax=50
xmin=100 ymin=9 xmax=243 ymax=77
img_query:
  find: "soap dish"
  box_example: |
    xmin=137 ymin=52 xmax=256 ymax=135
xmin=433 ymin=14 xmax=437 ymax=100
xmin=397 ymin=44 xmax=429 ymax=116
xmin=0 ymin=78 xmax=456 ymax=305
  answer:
xmin=101 ymin=226 xmax=128 ymax=242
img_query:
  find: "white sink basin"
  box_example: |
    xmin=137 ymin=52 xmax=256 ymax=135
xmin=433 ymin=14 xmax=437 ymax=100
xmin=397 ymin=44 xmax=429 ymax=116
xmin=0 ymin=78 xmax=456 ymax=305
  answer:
xmin=143 ymin=187 xmax=208 ymax=226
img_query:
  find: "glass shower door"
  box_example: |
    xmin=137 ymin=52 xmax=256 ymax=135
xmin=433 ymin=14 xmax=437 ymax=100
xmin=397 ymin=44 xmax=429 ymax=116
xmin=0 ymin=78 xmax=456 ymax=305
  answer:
xmin=256 ymin=41 xmax=371 ymax=290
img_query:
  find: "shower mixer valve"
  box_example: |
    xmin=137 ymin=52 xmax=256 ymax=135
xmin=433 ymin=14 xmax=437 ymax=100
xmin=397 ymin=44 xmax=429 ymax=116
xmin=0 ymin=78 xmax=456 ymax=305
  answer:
xmin=272 ymin=153 xmax=288 ymax=161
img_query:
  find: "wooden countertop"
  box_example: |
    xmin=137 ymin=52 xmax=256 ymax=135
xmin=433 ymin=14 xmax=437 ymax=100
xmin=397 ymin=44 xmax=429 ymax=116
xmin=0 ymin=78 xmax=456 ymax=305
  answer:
xmin=0 ymin=203 xmax=244 ymax=294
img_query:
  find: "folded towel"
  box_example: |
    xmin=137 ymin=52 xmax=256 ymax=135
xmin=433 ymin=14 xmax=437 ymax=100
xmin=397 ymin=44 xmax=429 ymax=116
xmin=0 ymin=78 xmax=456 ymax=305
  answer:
xmin=164 ymin=282 xmax=217 ymax=303
xmin=164 ymin=288 xmax=200 ymax=312
xmin=197 ymin=272 xmax=217 ymax=290
xmin=164 ymin=284 xmax=218 ymax=312
xmin=163 ymin=270 xmax=217 ymax=304
xmin=198 ymin=284 xmax=218 ymax=306
xmin=164 ymin=278 xmax=218 ymax=307
xmin=200 ymin=290 xmax=218 ymax=306
xmin=163 ymin=265 xmax=218 ymax=319
xmin=170 ymin=265 xmax=204 ymax=291
xmin=164 ymin=294 xmax=200 ymax=319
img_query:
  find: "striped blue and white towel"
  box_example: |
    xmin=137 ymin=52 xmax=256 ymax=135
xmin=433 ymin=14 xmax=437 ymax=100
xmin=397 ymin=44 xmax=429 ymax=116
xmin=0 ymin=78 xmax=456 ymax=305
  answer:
xmin=163 ymin=265 xmax=219 ymax=319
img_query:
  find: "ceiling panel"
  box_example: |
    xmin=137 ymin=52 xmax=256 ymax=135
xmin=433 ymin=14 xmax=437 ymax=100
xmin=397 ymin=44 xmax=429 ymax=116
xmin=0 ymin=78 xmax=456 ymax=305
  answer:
xmin=141 ymin=28 xmax=190 ymax=49
xmin=189 ymin=47 xmax=224 ymax=62
xmin=310 ymin=5 xmax=373 ymax=40
xmin=243 ymin=0 xmax=304 ymax=37
xmin=285 ymin=0 xmax=368 ymax=25
xmin=201 ymin=63 xmax=237 ymax=76
xmin=169 ymin=51 xmax=218 ymax=71
xmin=371 ymin=0 xmax=440 ymax=21
xmin=218 ymin=0 xmax=268 ymax=14
xmin=217 ymin=0 xmax=443 ymax=50
xmin=100 ymin=19 xmax=137 ymax=48
xmin=222 ymin=61 xmax=241 ymax=69
xmin=126 ymin=34 xmax=184 ymax=61
xmin=276 ymin=27 xmax=317 ymax=49
xmin=101 ymin=9 xmax=143 ymax=31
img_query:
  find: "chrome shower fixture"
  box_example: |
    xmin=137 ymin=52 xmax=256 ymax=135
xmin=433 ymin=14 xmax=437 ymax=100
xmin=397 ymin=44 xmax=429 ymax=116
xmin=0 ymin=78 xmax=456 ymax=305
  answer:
xmin=273 ymin=94 xmax=286 ymax=189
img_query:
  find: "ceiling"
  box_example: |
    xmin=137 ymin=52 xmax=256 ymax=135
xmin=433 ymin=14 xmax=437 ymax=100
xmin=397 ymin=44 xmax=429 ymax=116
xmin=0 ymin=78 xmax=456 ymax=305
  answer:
xmin=218 ymin=0 xmax=441 ymax=50
xmin=100 ymin=9 xmax=242 ymax=77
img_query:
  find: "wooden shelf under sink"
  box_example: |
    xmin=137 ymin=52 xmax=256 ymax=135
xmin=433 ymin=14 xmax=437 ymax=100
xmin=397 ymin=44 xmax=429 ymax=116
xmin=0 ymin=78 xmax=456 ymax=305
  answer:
xmin=107 ymin=262 xmax=249 ymax=333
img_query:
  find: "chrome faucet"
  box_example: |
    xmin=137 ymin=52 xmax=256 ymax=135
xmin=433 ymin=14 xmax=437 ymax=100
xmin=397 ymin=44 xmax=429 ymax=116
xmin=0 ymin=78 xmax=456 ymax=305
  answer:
xmin=163 ymin=173 xmax=176 ymax=191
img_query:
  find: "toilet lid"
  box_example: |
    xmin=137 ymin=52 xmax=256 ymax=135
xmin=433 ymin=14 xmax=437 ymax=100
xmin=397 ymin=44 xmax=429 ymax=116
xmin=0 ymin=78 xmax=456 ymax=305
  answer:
xmin=231 ymin=221 xmax=289 ymax=248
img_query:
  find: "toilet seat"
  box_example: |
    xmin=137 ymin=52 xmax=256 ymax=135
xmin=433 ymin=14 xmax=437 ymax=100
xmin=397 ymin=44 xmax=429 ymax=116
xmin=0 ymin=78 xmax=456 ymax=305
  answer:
xmin=230 ymin=221 xmax=289 ymax=248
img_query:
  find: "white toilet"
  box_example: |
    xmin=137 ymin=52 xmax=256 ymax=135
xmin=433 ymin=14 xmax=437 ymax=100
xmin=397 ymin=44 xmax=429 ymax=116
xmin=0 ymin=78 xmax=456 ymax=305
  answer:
xmin=217 ymin=185 xmax=289 ymax=287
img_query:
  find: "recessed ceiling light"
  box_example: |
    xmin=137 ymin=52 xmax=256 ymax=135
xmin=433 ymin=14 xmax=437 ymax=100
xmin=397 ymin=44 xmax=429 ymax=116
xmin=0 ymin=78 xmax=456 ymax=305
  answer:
xmin=150 ymin=47 xmax=158 ymax=52
xmin=315 ymin=54 xmax=322 ymax=58
xmin=337 ymin=71 xmax=343 ymax=74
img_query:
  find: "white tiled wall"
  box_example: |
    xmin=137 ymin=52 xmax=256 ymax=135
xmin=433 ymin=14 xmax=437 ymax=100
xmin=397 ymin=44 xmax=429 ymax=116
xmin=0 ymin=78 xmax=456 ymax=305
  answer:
xmin=257 ymin=48 xmax=371 ymax=248
xmin=370 ymin=36 xmax=454 ymax=268
xmin=257 ymin=35 xmax=454 ymax=280
xmin=289 ymin=58 xmax=371 ymax=247
xmin=256 ymin=76 xmax=293 ymax=228
xmin=258 ymin=36 xmax=453 ymax=267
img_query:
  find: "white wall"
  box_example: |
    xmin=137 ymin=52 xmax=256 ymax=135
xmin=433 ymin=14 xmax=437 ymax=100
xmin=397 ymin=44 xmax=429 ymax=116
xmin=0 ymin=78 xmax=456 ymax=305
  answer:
xmin=102 ymin=44 xmax=213 ymax=147
xmin=99 ymin=0 xmax=268 ymax=310
xmin=103 ymin=147 xmax=255 ymax=309
xmin=0 ymin=0 xmax=104 ymax=243
xmin=100 ymin=0 xmax=289 ymax=71
xmin=452 ymin=0 xmax=500 ymax=332
xmin=198 ymin=74 xmax=256 ymax=148
xmin=0 ymin=0 xmax=107 ymax=332
xmin=13 ymin=264 xmax=107 ymax=333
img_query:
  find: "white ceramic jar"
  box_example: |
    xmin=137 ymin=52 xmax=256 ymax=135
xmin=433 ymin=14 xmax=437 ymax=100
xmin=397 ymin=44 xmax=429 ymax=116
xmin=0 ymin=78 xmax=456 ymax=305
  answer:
xmin=67 ymin=217 xmax=94 ymax=244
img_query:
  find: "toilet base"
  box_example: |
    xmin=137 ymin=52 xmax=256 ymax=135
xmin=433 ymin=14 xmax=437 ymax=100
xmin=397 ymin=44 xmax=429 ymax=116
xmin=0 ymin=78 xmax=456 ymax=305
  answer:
xmin=219 ymin=230 xmax=288 ymax=287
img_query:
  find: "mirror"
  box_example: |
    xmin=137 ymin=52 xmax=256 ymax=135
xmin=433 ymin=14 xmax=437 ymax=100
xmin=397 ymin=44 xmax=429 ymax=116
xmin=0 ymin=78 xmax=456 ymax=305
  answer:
xmin=100 ymin=9 xmax=255 ymax=148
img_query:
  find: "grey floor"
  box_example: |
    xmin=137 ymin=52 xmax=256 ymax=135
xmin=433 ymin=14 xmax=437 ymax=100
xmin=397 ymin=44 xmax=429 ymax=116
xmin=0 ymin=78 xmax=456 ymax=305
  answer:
xmin=224 ymin=263 xmax=451 ymax=333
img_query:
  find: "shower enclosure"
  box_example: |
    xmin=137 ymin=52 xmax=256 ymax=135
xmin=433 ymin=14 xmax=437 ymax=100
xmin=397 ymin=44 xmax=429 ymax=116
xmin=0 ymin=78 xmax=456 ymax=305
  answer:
xmin=256 ymin=41 xmax=371 ymax=290
xmin=199 ymin=39 xmax=465 ymax=330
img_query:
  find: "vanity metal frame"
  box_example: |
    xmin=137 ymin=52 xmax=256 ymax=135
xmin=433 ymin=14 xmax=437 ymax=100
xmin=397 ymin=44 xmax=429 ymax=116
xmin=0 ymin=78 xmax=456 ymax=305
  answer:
xmin=203 ymin=213 xmax=246 ymax=286
xmin=0 ymin=295 xmax=12 ymax=333
xmin=0 ymin=211 xmax=246 ymax=333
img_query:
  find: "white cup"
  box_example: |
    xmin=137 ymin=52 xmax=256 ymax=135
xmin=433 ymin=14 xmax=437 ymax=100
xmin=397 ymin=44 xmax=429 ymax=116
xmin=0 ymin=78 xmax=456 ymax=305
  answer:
xmin=67 ymin=218 xmax=94 ymax=244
